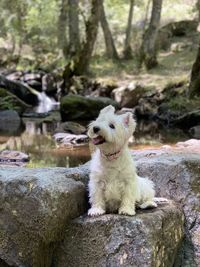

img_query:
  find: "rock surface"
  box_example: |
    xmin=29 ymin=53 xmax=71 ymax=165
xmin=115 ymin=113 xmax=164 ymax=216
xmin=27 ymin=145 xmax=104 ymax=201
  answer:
xmin=54 ymin=133 xmax=89 ymax=147
xmin=133 ymin=145 xmax=200 ymax=267
xmin=54 ymin=201 xmax=184 ymax=267
xmin=0 ymin=167 xmax=86 ymax=267
xmin=60 ymin=94 xmax=118 ymax=121
xmin=0 ymin=110 xmax=23 ymax=135
xmin=0 ymin=150 xmax=29 ymax=167
xmin=55 ymin=121 xmax=86 ymax=135
xmin=189 ymin=125 xmax=200 ymax=139
xmin=0 ymin=140 xmax=199 ymax=267
xmin=0 ymin=88 xmax=29 ymax=115
xmin=112 ymin=82 xmax=147 ymax=108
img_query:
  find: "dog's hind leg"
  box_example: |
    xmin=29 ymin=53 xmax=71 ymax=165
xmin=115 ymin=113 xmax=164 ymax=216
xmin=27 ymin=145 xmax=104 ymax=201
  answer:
xmin=139 ymin=200 xmax=157 ymax=209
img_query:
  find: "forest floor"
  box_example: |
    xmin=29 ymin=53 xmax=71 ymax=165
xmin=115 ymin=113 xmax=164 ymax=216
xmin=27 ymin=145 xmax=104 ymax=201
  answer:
xmin=91 ymin=33 xmax=198 ymax=94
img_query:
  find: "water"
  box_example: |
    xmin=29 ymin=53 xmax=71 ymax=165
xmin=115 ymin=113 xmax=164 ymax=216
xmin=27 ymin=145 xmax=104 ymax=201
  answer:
xmin=35 ymin=92 xmax=60 ymax=113
xmin=0 ymin=118 xmax=190 ymax=168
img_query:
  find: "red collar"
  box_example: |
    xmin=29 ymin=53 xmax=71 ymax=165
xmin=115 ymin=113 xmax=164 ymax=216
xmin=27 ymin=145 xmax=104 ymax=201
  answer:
xmin=101 ymin=149 xmax=121 ymax=161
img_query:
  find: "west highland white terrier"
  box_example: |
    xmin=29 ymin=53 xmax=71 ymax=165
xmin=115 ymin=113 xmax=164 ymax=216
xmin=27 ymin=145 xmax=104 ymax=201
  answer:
xmin=87 ymin=105 xmax=157 ymax=216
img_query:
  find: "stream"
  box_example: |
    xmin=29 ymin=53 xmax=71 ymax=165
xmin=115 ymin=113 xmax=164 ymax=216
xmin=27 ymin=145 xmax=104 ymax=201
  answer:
xmin=0 ymin=117 xmax=190 ymax=168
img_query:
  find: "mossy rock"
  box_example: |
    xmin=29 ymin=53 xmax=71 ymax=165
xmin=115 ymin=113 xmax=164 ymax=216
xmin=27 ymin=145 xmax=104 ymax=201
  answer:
xmin=60 ymin=94 xmax=119 ymax=121
xmin=0 ymin=88 xmax=29 ymax=115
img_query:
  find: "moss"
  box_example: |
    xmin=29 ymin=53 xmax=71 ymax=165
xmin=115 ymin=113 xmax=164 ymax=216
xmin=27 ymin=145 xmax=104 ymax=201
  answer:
xmin=0 ymin=88 xmax=28 ymax=114
xmin=165 ymin=96 xmax=200 ymax=113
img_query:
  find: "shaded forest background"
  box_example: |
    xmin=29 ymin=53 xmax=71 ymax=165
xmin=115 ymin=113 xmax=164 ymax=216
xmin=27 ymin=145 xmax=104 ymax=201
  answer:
xmin=0 ymin=0 xmax=200 ymax=168
xmin=0 ymin=0 xmax=200 ymax=134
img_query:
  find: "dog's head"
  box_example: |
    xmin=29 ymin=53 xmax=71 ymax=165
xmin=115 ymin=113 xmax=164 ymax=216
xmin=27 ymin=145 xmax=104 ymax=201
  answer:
xmin=87 ymin=105 xmax=136 ymax=151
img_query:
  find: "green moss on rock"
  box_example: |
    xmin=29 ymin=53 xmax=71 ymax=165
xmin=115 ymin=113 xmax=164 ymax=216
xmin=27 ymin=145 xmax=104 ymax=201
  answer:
xmin=60 ymin=94 xmax=119 ymax=121
xmin=0 ymin=88 xmax=28 ymax=114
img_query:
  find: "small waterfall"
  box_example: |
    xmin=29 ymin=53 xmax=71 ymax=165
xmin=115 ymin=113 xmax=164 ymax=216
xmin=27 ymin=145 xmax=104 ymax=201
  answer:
xmin=34 ymin=92 xmax=59 ymax=113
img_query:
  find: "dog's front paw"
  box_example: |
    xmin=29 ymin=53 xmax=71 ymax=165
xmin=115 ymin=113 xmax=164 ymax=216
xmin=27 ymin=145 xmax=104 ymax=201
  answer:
xmin=88 ymin=207 xmax=105 ymax=216
xmin=119 ymin=206 xmax=136 ymax=216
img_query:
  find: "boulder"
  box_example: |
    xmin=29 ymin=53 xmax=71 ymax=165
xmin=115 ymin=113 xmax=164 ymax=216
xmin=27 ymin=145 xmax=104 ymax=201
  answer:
xmin=0 ymin=150 xmax=29 ymax=167
xmin=42 ymin=73 xmax=57 ymax=95
xmin=55 ymin=121 xmax=86 ymax=135
xmin=54 ymin=202 xmax=184 ymax=267
xmin=171 ymin=109 xmax=200 ymax=128
xmin=112 ymin=82 xmax=147 ymax=108
xmin=0 ymin=110 xmax=23 ymax=135
xmin=70 ymin=141 xmax=200 ymax=266
xmin=0 ymin=74 xmax=39 ymax=106
xmin=0 ymin=88 xmax=29 ymax=115
xmin=54 ymin=133 xmax=89 ymax=147
xmin=189 ymin=125 xmax=200 ymax=138
xmin=160 ymin=20 xmax=198 ymax=37
xmin=0 ymin=141 xmax=199 ymax=266
xmin=0 ymin=167 xmax=86 ymax=267
xmin=60 ymin=94 xmax=118 ymax=121
xmin=157 ymin=20 xmax=198 ymax=51
xmin=133 ymin=145 xmax=200 ymax=266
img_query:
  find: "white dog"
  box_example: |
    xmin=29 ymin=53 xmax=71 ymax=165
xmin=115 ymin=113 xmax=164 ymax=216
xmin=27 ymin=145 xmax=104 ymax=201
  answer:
xmin=87 ymin=105 xmax=157 ymax=216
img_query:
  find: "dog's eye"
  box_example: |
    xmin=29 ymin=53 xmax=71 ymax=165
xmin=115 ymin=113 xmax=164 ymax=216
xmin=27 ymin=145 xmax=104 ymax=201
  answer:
xmin=109 ymin=123 xmax=115 ymax=129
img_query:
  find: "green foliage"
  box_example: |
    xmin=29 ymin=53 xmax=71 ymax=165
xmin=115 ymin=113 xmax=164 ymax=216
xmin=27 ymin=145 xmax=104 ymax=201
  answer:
xmin=0 ymin=0 xmax=198 ymax=70
xmin=0 ymin=88 xmax=26 ymax=113
xmin=166 ymin=96 xmax=200 ymax=112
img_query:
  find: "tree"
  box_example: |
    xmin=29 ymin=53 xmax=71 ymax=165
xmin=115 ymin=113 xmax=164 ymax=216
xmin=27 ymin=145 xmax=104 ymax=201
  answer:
xmin=68 ymin=0 xmax=80 ymax=56
xmin=139 ymin=0 xmax=163 ymax=69
xmin=189 ymin=44 xmax=200 ymax=98
xmin=57 ymin=0 xmax=68 ymax=58
xmin=123 ymin=0 xmax=135 ymax=59
xmin=62 ymin=0 xmax=102 ymax=88
xmin=196 ymin=0 xmax=200 ymax=21
xmin=100 ymin=1 xmax=119 ymax=60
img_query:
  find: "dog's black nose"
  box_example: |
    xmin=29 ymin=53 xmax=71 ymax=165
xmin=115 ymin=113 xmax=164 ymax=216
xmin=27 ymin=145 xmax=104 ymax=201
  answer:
xmin=93 ymin=126 xmax=100 ymax=133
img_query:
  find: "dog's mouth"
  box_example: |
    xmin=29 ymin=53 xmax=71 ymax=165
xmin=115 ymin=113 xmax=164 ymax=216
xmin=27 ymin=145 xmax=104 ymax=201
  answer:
xmin=92 ymin=135 xmax=106 ymax=145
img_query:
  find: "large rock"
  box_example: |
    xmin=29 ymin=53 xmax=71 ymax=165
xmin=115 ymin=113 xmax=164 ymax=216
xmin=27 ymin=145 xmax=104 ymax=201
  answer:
xmin=0 ymin=110 xmax=23 ymax=135
xmin=55 ymin=121 xmax=86 ymax=135
xmin=0 ymin=167 xmax=86 ymax=267
xmin=0 ymin=141 xmax=199 ymax=267
xmin=160 ymin=20 xmax=198 ymax=37
xmin=0 ymin=150 xmax=29 ymax=167
xmin=54 ymin=133 xmax=89 ymax=147
xmin=189 ymin=125 xmax=200 ymax=139
xmin=156 ymin=20 xmax=198 ymax=51
xmin=0 ymin=88 xmax=28 ymax=115
xmin=112 ymin=82 xmax=149 ymax=108
xmin=54 ymin=202 xmax=184 ymax=267
xmin=0 ymin=74 xmax=39 ymax=106
xmin=70 ymin=141 xmax=200 ymax=266
xmin=133 ymin=145 xmax=200 ymax=266
xmin=60 ymin=94 xmax=118 ymax=121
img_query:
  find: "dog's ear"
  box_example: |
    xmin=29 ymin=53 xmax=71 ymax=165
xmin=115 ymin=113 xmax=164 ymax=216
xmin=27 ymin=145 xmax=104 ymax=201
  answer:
xmin=122 ymin=112 xmax=136 ymax=132
xmin=100 ymin=105 xmax=115 ymax=115
xmin=122 ymin=112 xmax=132 ymax=126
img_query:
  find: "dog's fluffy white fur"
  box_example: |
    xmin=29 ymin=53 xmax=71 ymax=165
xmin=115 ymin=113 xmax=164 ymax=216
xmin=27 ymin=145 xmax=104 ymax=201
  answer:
xmin=87 ymin=105 xmax=157 ymax=216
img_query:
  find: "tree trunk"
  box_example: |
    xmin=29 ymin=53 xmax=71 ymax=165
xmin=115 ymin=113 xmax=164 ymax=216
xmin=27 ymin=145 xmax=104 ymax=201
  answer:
xmin=142 ymin=0 xmax=152 ymax=34
xmin=123 ymin=0 xmax=135 ymax=59
xmin=196 ymin=0 xmax=200 ymax=21
xmin=189 ymin=44 xmax=200 ymax=98
xmin=63 ymin=0 xmax=102 ymax=88
xmin=57 ymin=0 xmax=68 ymax=59
xmin=139 ymin=0 xmax=162 ymax=69
xmin=100 ymin=2 xmax=119 ymax=60
xmin=68 ymin=0 xmax=80 ymax=56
